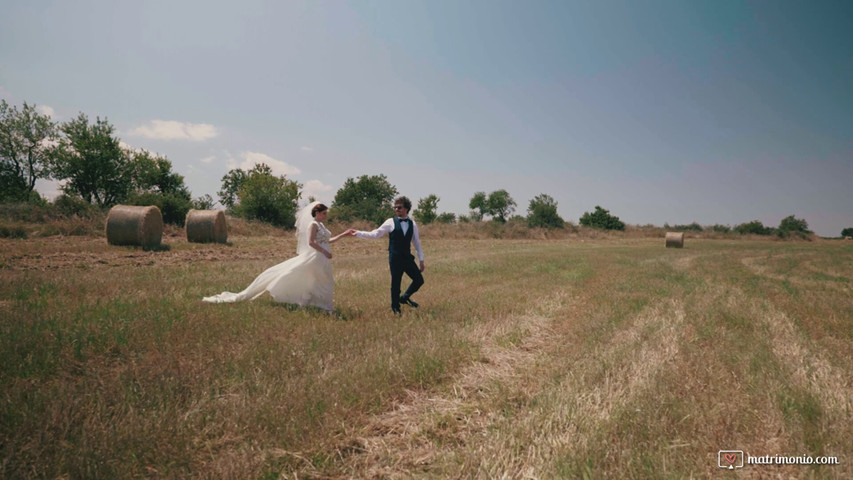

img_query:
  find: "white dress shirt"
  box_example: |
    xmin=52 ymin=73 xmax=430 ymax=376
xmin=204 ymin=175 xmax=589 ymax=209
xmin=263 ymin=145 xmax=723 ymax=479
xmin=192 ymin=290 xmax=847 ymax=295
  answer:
xmin=355 ymin=217 xmax=424 ymax=262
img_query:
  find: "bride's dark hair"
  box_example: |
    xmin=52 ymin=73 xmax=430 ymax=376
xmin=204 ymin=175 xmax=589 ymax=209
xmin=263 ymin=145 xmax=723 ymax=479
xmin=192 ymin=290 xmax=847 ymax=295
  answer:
xmin=311 ymin=203 xmax=328 ymax=218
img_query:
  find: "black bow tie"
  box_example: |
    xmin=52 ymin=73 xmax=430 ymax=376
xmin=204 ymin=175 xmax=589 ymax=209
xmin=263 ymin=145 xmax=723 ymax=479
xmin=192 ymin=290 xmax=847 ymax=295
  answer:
xmin=399 ymin=218 xmax=409 ymax=223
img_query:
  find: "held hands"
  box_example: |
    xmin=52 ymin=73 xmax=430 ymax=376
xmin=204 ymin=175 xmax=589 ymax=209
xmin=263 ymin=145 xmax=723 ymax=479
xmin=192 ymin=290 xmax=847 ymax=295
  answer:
xmin=344 ymin=229 xmax=358 ymax=236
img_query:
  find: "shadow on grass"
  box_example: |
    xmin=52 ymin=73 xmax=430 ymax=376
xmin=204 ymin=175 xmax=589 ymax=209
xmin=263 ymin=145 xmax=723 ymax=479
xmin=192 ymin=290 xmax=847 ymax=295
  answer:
xmin=142 ymin=244 xmax=172 ymax=252
xmin=272 ymin=302 xmax=356 ymax=321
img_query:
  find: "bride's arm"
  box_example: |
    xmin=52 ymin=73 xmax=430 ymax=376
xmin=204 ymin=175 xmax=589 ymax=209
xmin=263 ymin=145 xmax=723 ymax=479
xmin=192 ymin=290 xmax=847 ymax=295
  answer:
xmin=329 ymin=231 xmax=348 ymax=243
xmin=308 ymin=223 xmax=332 ymax=258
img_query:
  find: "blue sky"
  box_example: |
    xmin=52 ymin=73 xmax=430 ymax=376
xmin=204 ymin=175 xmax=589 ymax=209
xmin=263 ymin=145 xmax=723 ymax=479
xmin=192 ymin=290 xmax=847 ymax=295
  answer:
xmin=2 ymin=0 xmax=850 ymax=236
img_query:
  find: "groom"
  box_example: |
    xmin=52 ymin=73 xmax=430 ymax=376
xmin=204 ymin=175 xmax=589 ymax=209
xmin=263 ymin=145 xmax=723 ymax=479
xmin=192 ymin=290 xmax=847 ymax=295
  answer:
xmin=347 ymin=196 xmax=425 ymax=314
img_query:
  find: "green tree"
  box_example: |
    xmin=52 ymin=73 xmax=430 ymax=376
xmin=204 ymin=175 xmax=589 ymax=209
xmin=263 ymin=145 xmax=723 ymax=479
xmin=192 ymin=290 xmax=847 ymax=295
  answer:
xmin=128 ymin=149 xmax=188 ymax=196
xmin=0 ymin=100 xmax=58 ymax=202
xmin=777 ymin=215 xmax=811 ymax=238
xmin=332 ymin=174 xmax=398 ymax=225
xmin=527 ymin=193 xmax=564 ymax=229
xmin=734 ymin=220 xmax=773 ymax=235
xmin=232 ymin=163 xmax=301 ymax=227
xmin=128 ymin=190 xmax=192 ymax=226
xmin=436 ymin=212 xmax=456 ymax=224
xmin=670 ymin=222 xmax=703 ymax=232
xmin=192 ymin=194 xmax=215 ymax=210
xmin=579 ymin=205 xmax=626 ymax=231
xmin=469 ymin=189 xmax=517 ymax=223
xmin=218 ymin=168 xmax=248 ymax=209
xmin=414 ymin=194 xmax=439 ymax=225
xmin=468 ymin=191 xmax=487 ymax=221
xmin=842 ymin=227 xmax=853 ymax=238
xmin=49 ymin=113 xmax=131 ymax=207
xmin=125 ymin=149 xmax=193 ymax=225
xmin=487 ymin=189 xmax=516 ymax=223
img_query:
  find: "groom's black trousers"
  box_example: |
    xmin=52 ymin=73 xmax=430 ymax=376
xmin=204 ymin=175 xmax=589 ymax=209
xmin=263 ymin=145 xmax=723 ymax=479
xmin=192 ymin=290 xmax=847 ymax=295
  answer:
xmin=389 ymin=252 xmax=424 ymax=311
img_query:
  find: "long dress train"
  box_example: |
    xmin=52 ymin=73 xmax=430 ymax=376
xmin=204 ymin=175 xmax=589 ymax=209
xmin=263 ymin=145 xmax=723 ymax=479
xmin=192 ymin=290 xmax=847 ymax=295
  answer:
xmin=202 ymin=220 xmax=334 ymax=310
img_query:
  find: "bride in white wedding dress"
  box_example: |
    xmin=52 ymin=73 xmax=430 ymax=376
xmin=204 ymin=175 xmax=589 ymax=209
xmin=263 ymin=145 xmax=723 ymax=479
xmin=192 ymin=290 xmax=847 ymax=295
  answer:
xmin=202 ymin=202 xmax=348 ymax=311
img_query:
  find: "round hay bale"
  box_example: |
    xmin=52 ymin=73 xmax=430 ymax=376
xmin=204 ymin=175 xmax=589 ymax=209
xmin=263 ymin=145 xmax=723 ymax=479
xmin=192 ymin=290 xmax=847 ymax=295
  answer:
xmin=185 ymin=209 xmax=228 ymax=244
xmin=665 ymin=232 xmax=684 ymax=248
xmin=106 ymin=205 xmax=163 ymax=247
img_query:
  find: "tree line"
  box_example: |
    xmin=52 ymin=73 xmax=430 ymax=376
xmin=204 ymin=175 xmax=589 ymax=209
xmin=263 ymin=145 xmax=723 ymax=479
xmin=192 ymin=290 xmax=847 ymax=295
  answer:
xmin=1 ymin=100 xmax=204 ymax=225
xmin=1 ymin=100 xmax=839 ymax=236
xmin=0 ymin=100 xmax=573 ymax=230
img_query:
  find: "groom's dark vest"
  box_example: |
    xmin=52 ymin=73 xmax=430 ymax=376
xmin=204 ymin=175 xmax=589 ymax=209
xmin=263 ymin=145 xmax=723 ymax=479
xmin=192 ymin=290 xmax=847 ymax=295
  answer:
xmin=388 ymin=217 xmax=413 ymax=258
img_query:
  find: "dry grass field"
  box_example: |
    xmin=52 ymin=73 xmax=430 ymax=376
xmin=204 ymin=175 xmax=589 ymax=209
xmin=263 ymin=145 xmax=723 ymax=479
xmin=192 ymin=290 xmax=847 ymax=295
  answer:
xmin=1 ymin=226 xmax=851 ymax=479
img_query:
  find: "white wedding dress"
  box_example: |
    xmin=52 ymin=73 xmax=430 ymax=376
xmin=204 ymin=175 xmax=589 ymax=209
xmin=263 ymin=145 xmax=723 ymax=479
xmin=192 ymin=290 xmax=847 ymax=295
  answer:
xmin=203 ymin=207 xmax=334 ymax=311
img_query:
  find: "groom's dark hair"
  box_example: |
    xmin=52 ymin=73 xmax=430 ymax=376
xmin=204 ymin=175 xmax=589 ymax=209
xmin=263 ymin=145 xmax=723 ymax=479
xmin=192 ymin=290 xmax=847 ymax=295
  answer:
xmin=394 ymin=196 xmax=412 ymax=211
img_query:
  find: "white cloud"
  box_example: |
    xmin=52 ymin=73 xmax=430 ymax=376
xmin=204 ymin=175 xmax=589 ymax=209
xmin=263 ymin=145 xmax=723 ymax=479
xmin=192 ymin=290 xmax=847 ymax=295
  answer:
xmin=128 ymin=120 xmax=218 ymax=141
xmin=228 ymin=151 xmax=301 ymax=177
xmin=36 ymin=105 xmax=55 ymax=118
xmin=300 ymin=146 xmax=314 ymax=152
xmin=302 ymin=179 xmax=333 ymax=202
xmin=199 ymin=156 xmax=215 ymax=164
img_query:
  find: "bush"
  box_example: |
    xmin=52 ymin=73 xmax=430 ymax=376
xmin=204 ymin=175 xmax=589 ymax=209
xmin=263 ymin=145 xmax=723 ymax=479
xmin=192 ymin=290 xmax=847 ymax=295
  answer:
xmin=842 ymin=227 xmax=853 ymax=238
xmin=579 ymin=206 xmax=625 ymax=231
xmin=527 ymin=194 xmax=564 ymax=229
xmin=0 ymin=169 xmax=40 ymax=203
xmin=414 ymin=194 xmax=439 ymax=225
xmin=128 ymin=192 xmax=193 ymax=226
xmin=332 ymin=174 xmax=397 ymax=226
xmin=435 ymin=212 xmax=456 ymax=224
xmin=235 ymin=166 xmax=300 ymax=228
xmin=53 ymin=194 xmax=101 ymax=218
xmin=0 ymin=200 xmax=105 ymax=237
xmin=669 ymin=222 xmax=703 ymax=232
xmin=0 ymin=202 xmax=51 ymax=222
xmin=192 ymin=194 xmax=215 ymax=210
xmin=735 ymin=220 xmax=774 ymax=235
xmin=776 ymin=215 xmax=811 ymax=238
xmin=0 ymin=224 xmax=28 ymax=239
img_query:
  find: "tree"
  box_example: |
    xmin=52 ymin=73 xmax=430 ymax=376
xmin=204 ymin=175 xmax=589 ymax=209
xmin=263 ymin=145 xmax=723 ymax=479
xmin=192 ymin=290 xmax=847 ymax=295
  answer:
xmin=218 ymin=168 xmax=248 ymax=209
xmin=669 ymin=222 xmax=703 ymax=232
xmin=0 ymin=100 xmax=58 ymax=202
xmin=193 ymin=194 xmax=215 ymax=210
xmin=777 ymin=215 xmax=811 ymax=238
xmin=527 ymin=193 xmax=564 ymax=229
xmin=469 ymin=189 xmax=517 ymax=223
xmin=734 ymin=220 xmax=773 ymax=235
xmin=487 ymin=189 xmax=516 ymax=223
xmin=332 ymin=174 xmax=398 ymax=225
xmin=468 ymin=191 xmax=488 ymax=221
xmin=128 ymin=149 xmax=188 ymax=196
xmin=842 ymin=227 xmax=853 ymax=238
xmin=125 ymin=149 xmax=193 ymax=225
xmin=49 ymin=113 xmax=131 ymax=207
xmin=436 ymin=212 xmax=456 ymax=224
xmin=414 ymin=194 xmax=439 ymax=225
xmin=232 ymin=163 xmax=301 ymax=227
xmin=579 ymin=205 xmax=626 ymax=231
xmin=129 ymin=190 xmax=193 ymax=226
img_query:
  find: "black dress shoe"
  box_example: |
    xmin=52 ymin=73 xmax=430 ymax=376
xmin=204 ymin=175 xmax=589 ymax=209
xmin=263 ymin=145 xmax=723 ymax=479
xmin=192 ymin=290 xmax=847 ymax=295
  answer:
xmin=400 ymin=297 xmax=419 ymax=308
xmin=392 ymin=307 xmax=402 ymax=315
